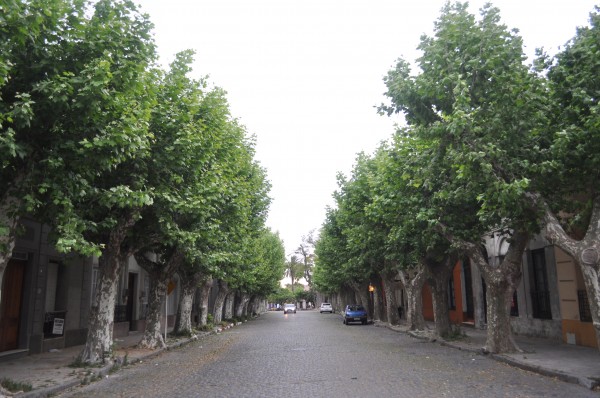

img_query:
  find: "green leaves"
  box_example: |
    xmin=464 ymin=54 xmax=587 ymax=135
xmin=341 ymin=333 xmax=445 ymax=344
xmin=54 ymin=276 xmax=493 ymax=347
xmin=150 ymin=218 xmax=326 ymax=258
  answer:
xmin=318 ymin=1 xmax=598 ymax=289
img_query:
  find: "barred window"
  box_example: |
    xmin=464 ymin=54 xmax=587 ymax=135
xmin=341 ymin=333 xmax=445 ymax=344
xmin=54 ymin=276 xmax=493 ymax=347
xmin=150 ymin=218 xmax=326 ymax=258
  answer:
xmin=578 ymin=290 xmax=592 ymax=322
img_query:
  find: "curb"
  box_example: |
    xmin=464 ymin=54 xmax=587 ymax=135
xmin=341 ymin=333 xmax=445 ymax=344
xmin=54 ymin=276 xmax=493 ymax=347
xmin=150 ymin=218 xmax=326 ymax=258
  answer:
xmin=377 ymin=322 xmax=599 ymax=391
xmin=490 ymin=354 xmax=599 ymax=390
xmin=16 ymin=331 xmax=216 ymax=398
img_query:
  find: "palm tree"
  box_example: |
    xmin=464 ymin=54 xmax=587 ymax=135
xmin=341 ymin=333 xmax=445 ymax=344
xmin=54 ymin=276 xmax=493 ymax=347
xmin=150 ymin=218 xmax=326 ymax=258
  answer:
xmin=284 ymin=255 xmax=304 ymax=292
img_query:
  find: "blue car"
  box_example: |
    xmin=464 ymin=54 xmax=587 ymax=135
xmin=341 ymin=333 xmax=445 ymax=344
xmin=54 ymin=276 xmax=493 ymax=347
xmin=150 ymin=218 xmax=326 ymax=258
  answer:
xmin=343 ymin=304 xmax=368 ymax=325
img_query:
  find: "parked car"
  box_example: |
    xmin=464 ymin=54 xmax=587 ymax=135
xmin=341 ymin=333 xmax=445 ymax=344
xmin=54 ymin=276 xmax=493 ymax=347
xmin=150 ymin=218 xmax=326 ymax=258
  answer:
xmin=283 ymin=303 xmax=297 ymax=314
xmin=319 ymin=303 xmax=333 ymax=313
xmin=343 ymin=304 xmax=368 ymax=325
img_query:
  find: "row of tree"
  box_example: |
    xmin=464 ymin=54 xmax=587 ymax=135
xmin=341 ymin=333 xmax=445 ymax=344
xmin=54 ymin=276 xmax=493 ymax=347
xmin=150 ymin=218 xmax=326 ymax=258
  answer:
xmin=313 ymin=2 xmax=600 ymax=353
xmin=0 ymin=0 xmax=285 ymax=364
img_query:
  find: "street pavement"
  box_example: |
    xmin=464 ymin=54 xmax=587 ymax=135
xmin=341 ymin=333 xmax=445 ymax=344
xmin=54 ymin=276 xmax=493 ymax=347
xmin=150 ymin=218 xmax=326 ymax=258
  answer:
xmin=0 ymin=311 xmax=600 ymax=397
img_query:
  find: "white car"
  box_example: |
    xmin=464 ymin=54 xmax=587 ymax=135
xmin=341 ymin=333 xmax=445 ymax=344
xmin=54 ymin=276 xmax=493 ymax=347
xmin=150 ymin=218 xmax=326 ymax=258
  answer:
xmin=319 ymin=303 xmax=333 ymax=313
xmin=283 ymin=303 xmax=297 ymax=314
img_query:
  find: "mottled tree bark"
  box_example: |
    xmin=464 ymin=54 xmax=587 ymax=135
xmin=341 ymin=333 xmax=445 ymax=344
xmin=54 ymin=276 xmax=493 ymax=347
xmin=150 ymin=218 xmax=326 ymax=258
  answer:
xmin=542 ymin=196 xmax=600 ymax=350
xmin=79 ymin=213 xmax=136 ymax=364
xmin=397 ymin=265 xmax=426 ymax=331
xmin=380 ymin=270 xmax=399 ymax=325
xmin=135 ymin=249 xmax=184 ymax=349
xmin=197 ymin=277 xmax=213 ymax=326
xmin=223 ymin=292 xmax=234 ymax=320
xmin=467 ymin=231 xmax=528 ymax=354
xmin=331 ymin=292 xmax=342 ymax=312
xmin=212 ymin=280 xmax=229 ymax=324
xmin=425 ymin=255 xmax=457 ymax=338
xmin=235 ymin=292 xmax=250 ymax=318
xmin=174 ymin=272 xmax=199 ymax=336
xmin=139 ymin=276 xmax=167 ymax=349
xmin=247 ymin=295 xmax=259 ymax=316
xmin=257 ymin=298 xmax=267 ymax=313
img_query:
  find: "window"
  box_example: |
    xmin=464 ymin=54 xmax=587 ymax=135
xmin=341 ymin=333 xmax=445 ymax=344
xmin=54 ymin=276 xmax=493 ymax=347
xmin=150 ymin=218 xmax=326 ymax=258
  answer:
xmin=44 ymin=261 xmax=67 ymax=338
xmin=529 ymin=249 xmax=552 ymax=319
xmin=578 ymin=290 xmax=592 ymax=322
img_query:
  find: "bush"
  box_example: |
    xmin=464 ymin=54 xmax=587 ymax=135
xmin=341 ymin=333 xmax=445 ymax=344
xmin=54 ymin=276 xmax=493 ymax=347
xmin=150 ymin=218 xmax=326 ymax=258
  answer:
xmin=1 ymin=378 xmax=32 ymax=393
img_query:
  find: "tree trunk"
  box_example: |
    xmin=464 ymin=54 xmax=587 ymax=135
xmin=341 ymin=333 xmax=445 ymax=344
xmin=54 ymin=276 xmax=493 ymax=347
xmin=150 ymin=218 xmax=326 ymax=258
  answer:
xmin=212 ymin=280 xmax=229 ymax=324
xmin=174 ymin=276 xmax=197 ymax=336
xmin=248 ymin=296 xmax=259 ymax=316
xmin=331 ymin=293 xmax=340 ymax=312
xmin=397 ymin=266 xmax=426 ymax=331
xmin=78 ymin=254 xmax=120 ymax=363
xmin=258 ymin=298 xmax=264 ymax=313
xmin=197 ymin=277 xmax=213 ymax=326
xmin=468 ymin=231 xmax=528 ymax=354
xmin=425 ymin=256 xmax=457 ymax=338
xmin=138 ymin=277 xmax=167 ymax=349
xmin=135 ymin=249 xmax=184 ymax=349
xmin=437 ymin=223 xmax=528 ymax=353
xmin=380 ymin=271 xmax=400 ymax=325
xmin=235 ymin=292 xmax=250 ymax=318
xmin=370 ymin=274 xmax=384 ymax=322
xmin=223 ymin=292 xmax=234 ymax=321
xmin=78 ymin=214 xmax=135 ymax=364
xmin=543 ymin=196 xmax=600 ymax=349
xmin=349 ymin=281 xmax=371 ymax=320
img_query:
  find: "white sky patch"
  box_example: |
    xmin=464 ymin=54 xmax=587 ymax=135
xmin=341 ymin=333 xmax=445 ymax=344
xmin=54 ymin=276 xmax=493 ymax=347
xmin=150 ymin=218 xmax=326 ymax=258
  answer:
xmin=136 ymin=0 xmax=597 ymax=256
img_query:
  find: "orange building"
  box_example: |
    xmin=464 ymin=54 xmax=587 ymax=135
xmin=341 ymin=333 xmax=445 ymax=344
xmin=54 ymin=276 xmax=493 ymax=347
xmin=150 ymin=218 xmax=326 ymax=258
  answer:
xmin=421 ymin=260 xmax=472 ymax=325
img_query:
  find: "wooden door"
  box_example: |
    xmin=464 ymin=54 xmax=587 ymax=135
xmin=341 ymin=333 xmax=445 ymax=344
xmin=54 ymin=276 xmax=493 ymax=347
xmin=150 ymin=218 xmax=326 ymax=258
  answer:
xmin=0 ymin=259 xmax=26 ymax=351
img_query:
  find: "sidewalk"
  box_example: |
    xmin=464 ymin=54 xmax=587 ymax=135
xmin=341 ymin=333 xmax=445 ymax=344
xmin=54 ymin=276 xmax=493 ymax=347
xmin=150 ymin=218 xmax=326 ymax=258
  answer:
xmin=1 ymin=320 xmax=599 ymax=397
xmin=0 ymin=322 xmax=238 ymax=398
xmin=376 ymin=321 xmax=600 ymax=390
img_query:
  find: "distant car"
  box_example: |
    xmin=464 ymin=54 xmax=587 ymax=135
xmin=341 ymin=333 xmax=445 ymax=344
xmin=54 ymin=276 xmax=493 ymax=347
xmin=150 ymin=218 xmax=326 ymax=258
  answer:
xmin=283 ymin=303 xmax=297 ymax=314
xmin=319 ymin=303 xmax=333 ymax=313
xmin=343 ymin=304 xmax=368 ymax=325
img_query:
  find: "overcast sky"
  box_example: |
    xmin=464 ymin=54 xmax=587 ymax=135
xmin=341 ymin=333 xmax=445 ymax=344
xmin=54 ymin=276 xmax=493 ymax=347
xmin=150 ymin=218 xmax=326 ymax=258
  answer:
xmin=136 ymin=0 xmax=597 ymax=257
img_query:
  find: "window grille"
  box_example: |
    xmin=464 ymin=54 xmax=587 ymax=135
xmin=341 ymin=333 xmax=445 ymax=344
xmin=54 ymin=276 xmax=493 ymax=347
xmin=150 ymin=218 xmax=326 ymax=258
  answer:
xmin=530 ymin=290 xmax=552 ymax=319
xmin=578 ymin=290 xmax=592 ymax=322
xmin=114 ymin=305 xmax=127 ymax=323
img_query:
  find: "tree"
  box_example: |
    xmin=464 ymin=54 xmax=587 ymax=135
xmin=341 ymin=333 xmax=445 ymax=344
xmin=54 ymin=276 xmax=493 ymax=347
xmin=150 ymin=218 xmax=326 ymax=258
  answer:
xmin=314 ymin=208 xmax=348 ymax=296
xmin=295 ymin=230 xmax=316 ymax=288
xmin=539 ymin=7 xmax=600 ymax=348
xmin=294 ymin=288 xmax=316 ymax=305
xmin=284 ymin=255 xmax=304 ymax=292
xmin=268 ymin=287 xmax=295 ymax=306
xmin=134 ymin=248 xmax=184 ymax=349
xmin=127 ymin=50 xmax=242 ymax=344
xmin=0 ymin=0 xmax=158 ymax=364
xmin=231 ymin=228 xmax=285 ymax=319
xmin=380 ymin=3 xmax=548 ymax=352
xmin=0 ymin=0 xmax=155 ymax=306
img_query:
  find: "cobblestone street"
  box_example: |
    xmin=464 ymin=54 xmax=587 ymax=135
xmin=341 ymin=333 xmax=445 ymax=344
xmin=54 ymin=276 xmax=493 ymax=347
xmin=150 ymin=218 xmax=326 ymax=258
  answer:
xmin=58 ymin=311 xmax=598 ymax=398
